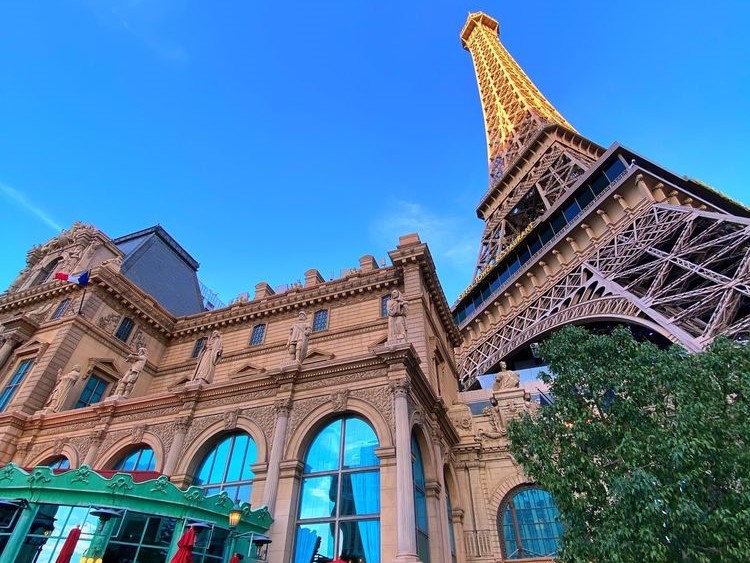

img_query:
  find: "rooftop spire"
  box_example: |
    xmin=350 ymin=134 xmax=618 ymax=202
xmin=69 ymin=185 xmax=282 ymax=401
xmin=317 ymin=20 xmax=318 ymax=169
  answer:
xmin=461 ymin=12 xmax=574 ymax=181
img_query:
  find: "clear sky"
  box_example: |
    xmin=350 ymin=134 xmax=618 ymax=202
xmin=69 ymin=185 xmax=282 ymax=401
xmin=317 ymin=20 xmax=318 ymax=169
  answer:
xmin=1 ymin=1 xmax=748 ymax=307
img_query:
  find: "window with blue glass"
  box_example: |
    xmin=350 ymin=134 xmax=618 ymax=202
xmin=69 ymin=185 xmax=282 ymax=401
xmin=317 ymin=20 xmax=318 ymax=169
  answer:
xmin=250 ymin=324 xmax=266 ymax=346
xmin=412 ymin=434 xmax=430 ymax=563
xmin=380 ymin=295 xmax=390 ymax=317
xmin=446 ymin=488 xmax=457 ymax=563
xmin=51 ymin=298 xmax=71 ymax=320
xmin=294 ymin=417 xmax=380 ymax=563
xmin=312 ymin=309 xmax=329 ymax=332
xmin=115 ymin=317 xmax=135 ymax=342
xmin=75 ymin=374 xmax=108 ymax=408
xmin=0 ymin=359 xmax=34 ymax=412
xmin=498 ymin=486 xmax=563 ymax=559
xmin=194 ymin=432 xmax=257 ymax=502
xmin=48 ymin=456 xmax=71 ymax=470
xmin=114 ymin=446 xmax=156 ymax=472
xmin=192 ymin=337 xmax=207 ymax=358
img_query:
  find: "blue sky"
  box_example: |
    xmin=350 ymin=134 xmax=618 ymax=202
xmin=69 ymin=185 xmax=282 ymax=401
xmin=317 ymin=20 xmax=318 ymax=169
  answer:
xmin=1 ymin=1 xmax=748 ymax=306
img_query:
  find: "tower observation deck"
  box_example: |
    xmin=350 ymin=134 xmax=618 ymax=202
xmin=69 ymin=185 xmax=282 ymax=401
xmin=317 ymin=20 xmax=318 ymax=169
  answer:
xmin=455 ymin=12 xmax=750 ymax=390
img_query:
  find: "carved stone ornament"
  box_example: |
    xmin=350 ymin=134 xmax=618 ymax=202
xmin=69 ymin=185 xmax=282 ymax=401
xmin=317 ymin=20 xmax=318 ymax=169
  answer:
xmin=388 ymin=379 xmax=411 ymax=398
xmin=224 ymin=408 xmax=240 ymax=430
xmin=53 ymin=438 xmax=65 ymax=455
xmin=330 ymin=389 xmax=349 ymax=412
xmin=478 ymin=405 xmax=505 ymax=440
xmin=131 ymin=424 xmax=147 ymax=444
xmin=97 ymin=312 xmax=121 ymax=333
xmin=274 ymin=399 xmax=292 ymax=417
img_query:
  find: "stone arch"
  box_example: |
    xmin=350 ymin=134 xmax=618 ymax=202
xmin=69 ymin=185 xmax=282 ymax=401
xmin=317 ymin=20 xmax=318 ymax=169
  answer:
xmin=487 ymin=472 xmax=535 ymax=536
xmin=285 ymin=396 xmax=393 ymax=462
xmin=443 ymin=462 xmax=462 ymax=512
xmin=409 ymin=420 xmax=438 ymax=483
xmin=27 ymin=444 xmax=81 ymax=469
xmin=97 ymin=432 xmax=166 ymax=472
xmin=175 ymin=416 xmax=269 ymax=480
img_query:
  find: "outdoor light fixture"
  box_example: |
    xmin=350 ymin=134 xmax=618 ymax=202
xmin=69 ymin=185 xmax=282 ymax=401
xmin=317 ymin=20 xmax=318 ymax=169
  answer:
xmin=228 ymin=499 xmax=244 ymax=529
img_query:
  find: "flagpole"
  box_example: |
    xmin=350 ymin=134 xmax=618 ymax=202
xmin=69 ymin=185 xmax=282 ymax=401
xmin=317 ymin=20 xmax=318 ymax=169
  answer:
xmin=77 ymin=287 xmax=87 ymax=316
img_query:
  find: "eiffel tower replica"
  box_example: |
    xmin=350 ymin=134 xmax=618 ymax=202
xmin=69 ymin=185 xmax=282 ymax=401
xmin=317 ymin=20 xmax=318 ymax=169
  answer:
xmin=455 ymin=12 xmax=750 ymax=390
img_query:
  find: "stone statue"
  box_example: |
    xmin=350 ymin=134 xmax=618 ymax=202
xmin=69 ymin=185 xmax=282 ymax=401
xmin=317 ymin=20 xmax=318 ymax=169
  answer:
xmin=44 ymin=365 xmax=81 ymax=412
xmin=386 ymin=289 xmax=409 ymax=344
xmin=493 ymin=361 xmax=520 ymax=390
xmin=192 ymin=330 xmax=223 ymax=384
xmin=287 ymin=312 xmax=311 ymax=363
xmin=113 ymin=346 xmax=149 ymax=398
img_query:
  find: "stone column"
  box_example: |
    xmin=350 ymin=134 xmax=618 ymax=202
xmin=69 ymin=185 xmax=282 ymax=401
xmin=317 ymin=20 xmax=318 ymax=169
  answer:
xmin=83 ymin=429 xmax=105 ymax=466
xmin=162 ymin=416 xmax=191 ymax=476
xmin=0 ymin=332 xmax=23 ymax=371
xmin=262 ymin=398 xmax=292 ymax=513
xmin=431 ymin=435 xmax=453 ymax=563
xmin=392 ymin=379 xmax=419 ymax=562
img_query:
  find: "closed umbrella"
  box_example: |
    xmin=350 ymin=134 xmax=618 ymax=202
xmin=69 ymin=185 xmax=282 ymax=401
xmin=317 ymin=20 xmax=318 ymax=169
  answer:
xmin=54 ymin=525 xmax=81 ymax=563
xmin=170 ymin=525 xmax=196 ymax=563
xmin=229 ymin=554 xmax=241 ymax=563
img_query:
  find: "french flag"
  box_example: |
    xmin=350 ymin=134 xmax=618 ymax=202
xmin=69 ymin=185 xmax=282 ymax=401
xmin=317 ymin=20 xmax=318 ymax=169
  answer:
xmin=54 ymin=270 xmax=90 ymax=287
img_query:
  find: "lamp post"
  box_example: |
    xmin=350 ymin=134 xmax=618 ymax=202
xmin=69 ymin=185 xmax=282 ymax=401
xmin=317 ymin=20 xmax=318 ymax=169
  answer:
xmin=227 ymin=499 xmax=247 ymax=562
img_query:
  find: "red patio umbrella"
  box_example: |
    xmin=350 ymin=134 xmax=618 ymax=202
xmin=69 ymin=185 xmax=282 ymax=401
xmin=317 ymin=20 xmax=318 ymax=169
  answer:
xmin=229 ymin=554 xmax=241 ymax=563
xmin=54 ymin=525 xmax=81 ymax=563
xmin=170 ymin=525 xmax=196 ymax=563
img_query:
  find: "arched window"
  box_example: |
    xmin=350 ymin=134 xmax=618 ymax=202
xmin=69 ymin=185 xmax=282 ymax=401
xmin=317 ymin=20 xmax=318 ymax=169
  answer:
xmin=294 ymin=417 xmax=380 ymax=563
xmin=412 ymin=434 xmax=430 ymax=563
xmin=498 ymin=486 xmax=562 ymax=559
xmin=445 ymin=478 xmax=457 ymax=563
xmin=114 ymin=446 xmax=156 ymax=472
xmin=193 ymin=432 xmax=257 ymax=502
xmin=48 ymin=456 xmax=70 ymax=470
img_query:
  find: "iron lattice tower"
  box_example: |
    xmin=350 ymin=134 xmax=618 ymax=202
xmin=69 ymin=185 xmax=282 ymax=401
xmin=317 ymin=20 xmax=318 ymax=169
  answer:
xmin=455 ymin=12 xmax=750 ymax=389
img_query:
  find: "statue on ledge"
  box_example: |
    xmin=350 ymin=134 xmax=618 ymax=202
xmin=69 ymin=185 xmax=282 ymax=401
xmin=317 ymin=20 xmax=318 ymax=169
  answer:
xmin=113 ymin=346 xmax=149 ymax=398
xmin=192 ymin=330 xmax=223 ymax=384
xmin=44 ymin=365 xmax=81 ymax=413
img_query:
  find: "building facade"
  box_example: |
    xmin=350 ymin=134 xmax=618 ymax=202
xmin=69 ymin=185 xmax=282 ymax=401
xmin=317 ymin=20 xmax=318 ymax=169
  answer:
xmin=0 ymin=10 xmax=746 ymax=563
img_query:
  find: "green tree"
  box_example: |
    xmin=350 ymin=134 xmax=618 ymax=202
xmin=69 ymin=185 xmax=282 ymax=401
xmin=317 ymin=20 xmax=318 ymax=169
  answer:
xmin=508 ymin=326 xmax=750 ymax=562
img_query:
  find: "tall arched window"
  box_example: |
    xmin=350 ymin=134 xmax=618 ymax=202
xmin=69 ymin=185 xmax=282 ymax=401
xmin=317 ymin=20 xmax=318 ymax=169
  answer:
xmin=114 ymin=445 xmax=156 ymax=471
xmin=193 ymin=432 xmax=257 ymax=502
xmin=445 ymin=477 xmax=457 ymax=563
xmin=498 ymin=486 xmax=562 ymax=559
xmin=294 ymin=417 xmax=380 ymax=563
xmin=412 ymin=434 xmax=430 ymax=563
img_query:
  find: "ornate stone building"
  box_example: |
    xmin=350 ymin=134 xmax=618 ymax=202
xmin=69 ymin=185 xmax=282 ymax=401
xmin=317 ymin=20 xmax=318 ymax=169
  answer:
xmin=0 ymin=10 xmax=746 ymax=563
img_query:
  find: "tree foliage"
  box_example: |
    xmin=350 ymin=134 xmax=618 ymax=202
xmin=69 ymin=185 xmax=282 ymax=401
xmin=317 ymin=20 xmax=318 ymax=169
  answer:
xmin=508 ymin=326 xmax=750 ymax=562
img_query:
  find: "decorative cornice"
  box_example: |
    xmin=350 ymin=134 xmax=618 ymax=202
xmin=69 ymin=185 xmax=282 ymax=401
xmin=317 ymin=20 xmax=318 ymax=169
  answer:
xmin=171 ymin=268 xmax=401 ymax=337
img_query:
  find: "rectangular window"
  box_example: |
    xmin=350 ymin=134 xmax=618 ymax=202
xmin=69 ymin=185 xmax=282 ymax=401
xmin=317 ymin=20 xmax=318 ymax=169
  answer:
xmin=0 ymin=359 xmax=34 ymax=412
xmin=381 ymin=295 xmax=390 ymax=318
xmin=115 ymin=317 xmax=135 ymax=342
xmin=250 ymin=324 xmax=266 ymax=346
xmin=75 ymin=374 xmax=108 ymax=408
xmin=312 ymin=310 xmax=328 ymax=332
xmin=51 ymin=298 xmax=72 ymax=320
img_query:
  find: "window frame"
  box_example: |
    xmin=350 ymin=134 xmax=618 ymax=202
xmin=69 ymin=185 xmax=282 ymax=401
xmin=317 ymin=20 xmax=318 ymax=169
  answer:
xmin=293 ymin=416 xmax=381 ymax=563
xmin=249 ymin=324 xmax=266 ymax=346
xmin=75 ymin=373 xmax=109 ymax=408
xmin=312 ymin=309 xmax=329 ymax=332
xmin=498 ymin=485 xmax=563 ymax=560
xmin=192 ymin=337 xmax=207 ymax=359
xmin=0 ymin=358 xmax=35 ymax=412
xmin=193 ymin=432 xmax=257 ymax=503
xmin=113 ymin=445 xmax=156 ymax=472
xmin=114 ymin=317 xmax=135 ymax=342
xmin=380 ymin=295 xmax=390 ymax=318
xmin=51 ymin=298 xmax=72 ymax=320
